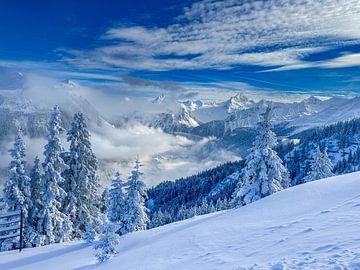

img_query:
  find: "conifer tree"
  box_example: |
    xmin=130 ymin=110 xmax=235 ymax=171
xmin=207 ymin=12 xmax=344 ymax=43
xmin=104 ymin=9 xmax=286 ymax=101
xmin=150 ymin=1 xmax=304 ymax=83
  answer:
xmin=122 ymin=159 xmax=149 ymax=234
xmin=28 ymin=156 xmax=43 ymax=246
xmin=94 ymin=220 xmax=120 ymax=262
xmin=107 ymin=171 xmax=127 ymax=234
xmin=37 ymin=105 xmax=72 ymax=245
xmin=2 ymin=128 xmax=34 ymax=247
xmin=304 ymin=146 xmax=334 ymax=182
xmin=62 ymin=112 xmax=101 ymax=239
xmin=232 ymin=107 xmax=290 ymax=206
xmin=3 ymin=128 xmax=32 ymax=218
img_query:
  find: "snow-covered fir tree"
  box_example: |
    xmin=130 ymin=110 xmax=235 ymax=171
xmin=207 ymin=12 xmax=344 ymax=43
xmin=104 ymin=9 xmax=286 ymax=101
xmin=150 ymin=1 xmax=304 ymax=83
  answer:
xmin=304 ymin=146 xmax=334 ymax=182
xmin=232 ymin=107 xmax=290 ymax=206
xmin=122 ymin=159 xmax=149 ymax=234
xmin=94 ymin=220 xmax=120 ymax=263
xmin=37 ymin=105 xmax=72 ymax=245
xmin=150 ymin=209 xmax=166 ymax=228
xmin=107 ymin=171 xmax=127 ymax=234
xmin=2 ymin=128 xmax=33 ymax=247
xmin=62 ymin=112 xmax=101 ymax=239
xmin=27 ymin=156 xmax=43 ymax=246
xmin=199 ymin=198 xmax=210 ymax=215
xmin=3 ymin=128 xmax=32 ymax=215
xmin=176 ymin=205 xmax=188 ymax=221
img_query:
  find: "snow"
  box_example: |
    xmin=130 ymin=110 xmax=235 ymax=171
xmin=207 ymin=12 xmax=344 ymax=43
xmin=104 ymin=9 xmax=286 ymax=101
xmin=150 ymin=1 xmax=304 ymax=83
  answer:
xmin=192 ymin=94 xmax=360 ymax=134
xmin=193 ymin=93 xmax=255 ymax=123
xmin=1 ymin=170 xmax=360 ymax=269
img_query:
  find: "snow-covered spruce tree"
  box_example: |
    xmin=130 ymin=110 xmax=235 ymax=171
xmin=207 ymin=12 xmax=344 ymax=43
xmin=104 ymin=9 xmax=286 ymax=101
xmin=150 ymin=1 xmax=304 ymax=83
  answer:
xmin=62 ymin=112 xmax=101 ymax=239
xmin=3 ymin=128 xmax=32 ymax=215
xmin=150 ymin=209 xmax=165 ymax=228
xmin=232 ymin=107 xmax=290 ymax=206
xmin=107 ymin=171 xmax=127 ymax=234
xmin=122 ymin=159 xmax=149 ymax=234
xmin=94 ymin=220 xmax=120 ymax=263
xmin=37 ymin=105 xmax=72 ymax=245
xmin=27 ymin=156 xmax=43 ymax=246
xmin=2 ymin=128 xmax=33 ymax=248
xmin=304 ymin=146 xmax=334 ymax=182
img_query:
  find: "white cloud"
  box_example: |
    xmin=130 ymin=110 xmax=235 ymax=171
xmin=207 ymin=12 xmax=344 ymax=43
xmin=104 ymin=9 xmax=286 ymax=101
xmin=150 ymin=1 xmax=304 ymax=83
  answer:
xmin=0 ymin=73 xmax=240 ymax=187
xmin=266 ymin=52 xmax=360 ymax=72
xmin=65 ymin=0 xmax=360 ymax=71
xmin=90 ymin=117 xmax=240 ymax=185
xmin=318 ymin=53 xmax=360 ymax=68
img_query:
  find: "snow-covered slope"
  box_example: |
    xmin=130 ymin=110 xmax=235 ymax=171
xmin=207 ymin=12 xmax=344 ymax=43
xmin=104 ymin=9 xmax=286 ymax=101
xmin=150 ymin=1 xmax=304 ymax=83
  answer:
xmin=1 ymin=172 xmax=360 ymax=269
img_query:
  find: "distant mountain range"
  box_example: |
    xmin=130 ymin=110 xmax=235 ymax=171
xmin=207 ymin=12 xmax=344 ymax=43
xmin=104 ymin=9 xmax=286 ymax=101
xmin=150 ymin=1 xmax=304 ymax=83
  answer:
xmin=183 ymin=94 xmax=360 ymax=134
xmin=1 ymin=75 xmax=360 ymax=186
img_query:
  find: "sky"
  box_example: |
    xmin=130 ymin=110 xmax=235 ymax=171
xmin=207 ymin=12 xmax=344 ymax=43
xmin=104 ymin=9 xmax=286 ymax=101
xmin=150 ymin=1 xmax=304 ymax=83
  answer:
xmin=2 ymin=0 xmax=360 ymax=100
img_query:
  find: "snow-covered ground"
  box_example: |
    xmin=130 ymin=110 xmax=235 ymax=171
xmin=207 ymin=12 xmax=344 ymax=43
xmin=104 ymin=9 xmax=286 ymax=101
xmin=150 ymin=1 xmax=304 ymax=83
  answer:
xmin=1 ymin=172 xmax=360 ymax=269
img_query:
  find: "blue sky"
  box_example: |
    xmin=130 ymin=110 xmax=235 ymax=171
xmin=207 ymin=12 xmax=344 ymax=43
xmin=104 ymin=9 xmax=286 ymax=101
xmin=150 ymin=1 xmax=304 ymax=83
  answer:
xmin=2 ymin=0 xmax=360 ymax=100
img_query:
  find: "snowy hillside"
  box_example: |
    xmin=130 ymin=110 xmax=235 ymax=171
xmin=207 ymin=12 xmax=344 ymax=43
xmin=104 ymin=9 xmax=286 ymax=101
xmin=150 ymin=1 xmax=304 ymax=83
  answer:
xmin=1 ymin=172 xmax=360 ymax=269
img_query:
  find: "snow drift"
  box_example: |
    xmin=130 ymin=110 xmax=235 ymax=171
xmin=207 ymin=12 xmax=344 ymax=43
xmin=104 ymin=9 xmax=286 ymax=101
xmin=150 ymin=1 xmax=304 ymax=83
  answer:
xmin=1 ymin=172 xmax=360 ymax=269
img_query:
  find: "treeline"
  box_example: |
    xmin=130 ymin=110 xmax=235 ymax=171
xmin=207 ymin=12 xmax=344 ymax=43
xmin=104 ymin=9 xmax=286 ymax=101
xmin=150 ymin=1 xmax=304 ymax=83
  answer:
xmin=147 ymin=161 xmax=242 ymax=228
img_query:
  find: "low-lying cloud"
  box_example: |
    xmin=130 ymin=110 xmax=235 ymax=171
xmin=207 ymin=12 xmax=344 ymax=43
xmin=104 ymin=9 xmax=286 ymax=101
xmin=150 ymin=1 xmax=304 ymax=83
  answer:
xmin=0 ymin=74 xmax=240 ymax=188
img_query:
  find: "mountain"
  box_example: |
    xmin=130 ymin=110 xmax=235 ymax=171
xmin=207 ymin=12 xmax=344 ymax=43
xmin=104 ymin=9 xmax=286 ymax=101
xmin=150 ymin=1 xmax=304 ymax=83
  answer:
xmin=223 ymin=93 xmax=255 ymax=113
xmin=292 ymin=96 xmax=360 ymax=131
xmin=185 ymin=93 xmax=360 ymax=135
xmin=223 ymin=97 xmax=333 ymax=132
xmin=0 ymin=89 xmax=106 ymax=140
xmin=58 ymin=79 xmax=80 ymax=89
xmin=152 ymin=93 xmax=166 ymax=104
xmin=181 ymin=100 xmax=203 ymax=111
xmin=1 ymin=172 xmax=359 ymax=269
xmin=150 ymin=104 xmax=200 ymax=133
xmin=192 ymin=93 xmax=255 ymax=123
xmin=0 ymin=68 xmax=24 ymax=90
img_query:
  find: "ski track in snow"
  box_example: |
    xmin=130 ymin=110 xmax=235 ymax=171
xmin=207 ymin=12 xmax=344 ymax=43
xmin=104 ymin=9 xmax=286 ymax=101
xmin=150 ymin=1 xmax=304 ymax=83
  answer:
xmin=1 ymin=172 xmax=360 ymax=269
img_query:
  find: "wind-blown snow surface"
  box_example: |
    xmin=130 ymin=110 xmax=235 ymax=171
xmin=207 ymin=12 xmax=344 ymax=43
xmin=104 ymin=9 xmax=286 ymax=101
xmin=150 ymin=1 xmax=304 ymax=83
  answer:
xmin=1 ymin=172 xmax=360 ymax=269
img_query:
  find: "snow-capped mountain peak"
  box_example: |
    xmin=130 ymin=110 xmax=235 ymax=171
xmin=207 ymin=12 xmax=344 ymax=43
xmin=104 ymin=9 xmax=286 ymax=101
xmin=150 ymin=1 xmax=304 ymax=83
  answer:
xmin=182 ymin=100 xmax=203 ymax=111
xmin=176 ymin=104 xmax=199 ymax=127
xmin=58 ymin=79 xmax=80 ymax=89
xmin=152 ymin=93 xmax=166 ymax=104
xmin=223 ymin=93 xmax=254 ymax=113
xmin=303 ymin=95 xmax=322 ymax=105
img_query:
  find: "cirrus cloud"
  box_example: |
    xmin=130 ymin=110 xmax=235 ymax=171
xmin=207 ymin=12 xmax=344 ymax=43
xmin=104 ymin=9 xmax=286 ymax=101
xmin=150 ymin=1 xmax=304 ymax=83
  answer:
xmin=63 ymin=0 xmax=360 ymax=71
